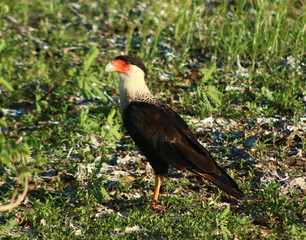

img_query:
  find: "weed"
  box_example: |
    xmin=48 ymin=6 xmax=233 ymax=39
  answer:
xmin=0 ymin=0 xmax=304 ymax=238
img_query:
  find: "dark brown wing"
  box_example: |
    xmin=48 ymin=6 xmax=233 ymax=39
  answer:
xmin=122 ymin=101 xmax=216 ymax=172
xmin=122 ymin=101 xmax=244 ymax=199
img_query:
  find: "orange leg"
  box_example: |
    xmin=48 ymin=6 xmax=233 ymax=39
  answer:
xmin=152 ymin=175 xmax=163 ymax=209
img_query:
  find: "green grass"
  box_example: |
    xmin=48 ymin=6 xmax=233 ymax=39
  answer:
xmin=0 ymin=0 xmax=305 ymax=239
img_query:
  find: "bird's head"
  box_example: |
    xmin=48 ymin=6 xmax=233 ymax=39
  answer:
xmin=105 ymin=55 xmax=151 ymax=108
xmin=105 ymin=55 xmax=148 ymax=79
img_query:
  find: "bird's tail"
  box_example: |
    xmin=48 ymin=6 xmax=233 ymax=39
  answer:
xmin=198 ymin=166 xmax=244 ymax=200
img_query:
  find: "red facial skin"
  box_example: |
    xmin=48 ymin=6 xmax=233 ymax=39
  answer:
xmin=111 ymin=59 xmax=131 ymax=73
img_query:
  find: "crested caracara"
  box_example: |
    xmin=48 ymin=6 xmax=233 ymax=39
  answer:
xmin=105 ymin=55 xmax=244 ymax=209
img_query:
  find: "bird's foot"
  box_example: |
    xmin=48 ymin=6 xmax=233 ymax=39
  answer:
xmin=151 ymin=200 xmax=166 ymax=211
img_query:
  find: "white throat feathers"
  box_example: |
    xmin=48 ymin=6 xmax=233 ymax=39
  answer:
xmin=118 ymin=64 xmax=152 ymax=110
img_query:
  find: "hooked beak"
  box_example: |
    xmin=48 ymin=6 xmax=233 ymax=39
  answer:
xmin=105 ymin=62 xmax=115 ymax=73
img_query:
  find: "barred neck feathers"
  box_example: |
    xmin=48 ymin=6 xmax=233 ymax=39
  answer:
xmin=118 ymin=64 xmax=153 ymax=111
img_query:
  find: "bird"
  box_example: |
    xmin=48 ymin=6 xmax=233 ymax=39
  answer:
xmin=105 ymin=55 xmax=244 ymax=209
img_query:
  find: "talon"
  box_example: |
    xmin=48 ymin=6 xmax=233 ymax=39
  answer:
xmin=151 ymin=200 xmax=165 ymax=211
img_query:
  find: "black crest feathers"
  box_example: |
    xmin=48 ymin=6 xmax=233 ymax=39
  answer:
xmin=114 ymin=55 xmax=148 ymax=77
